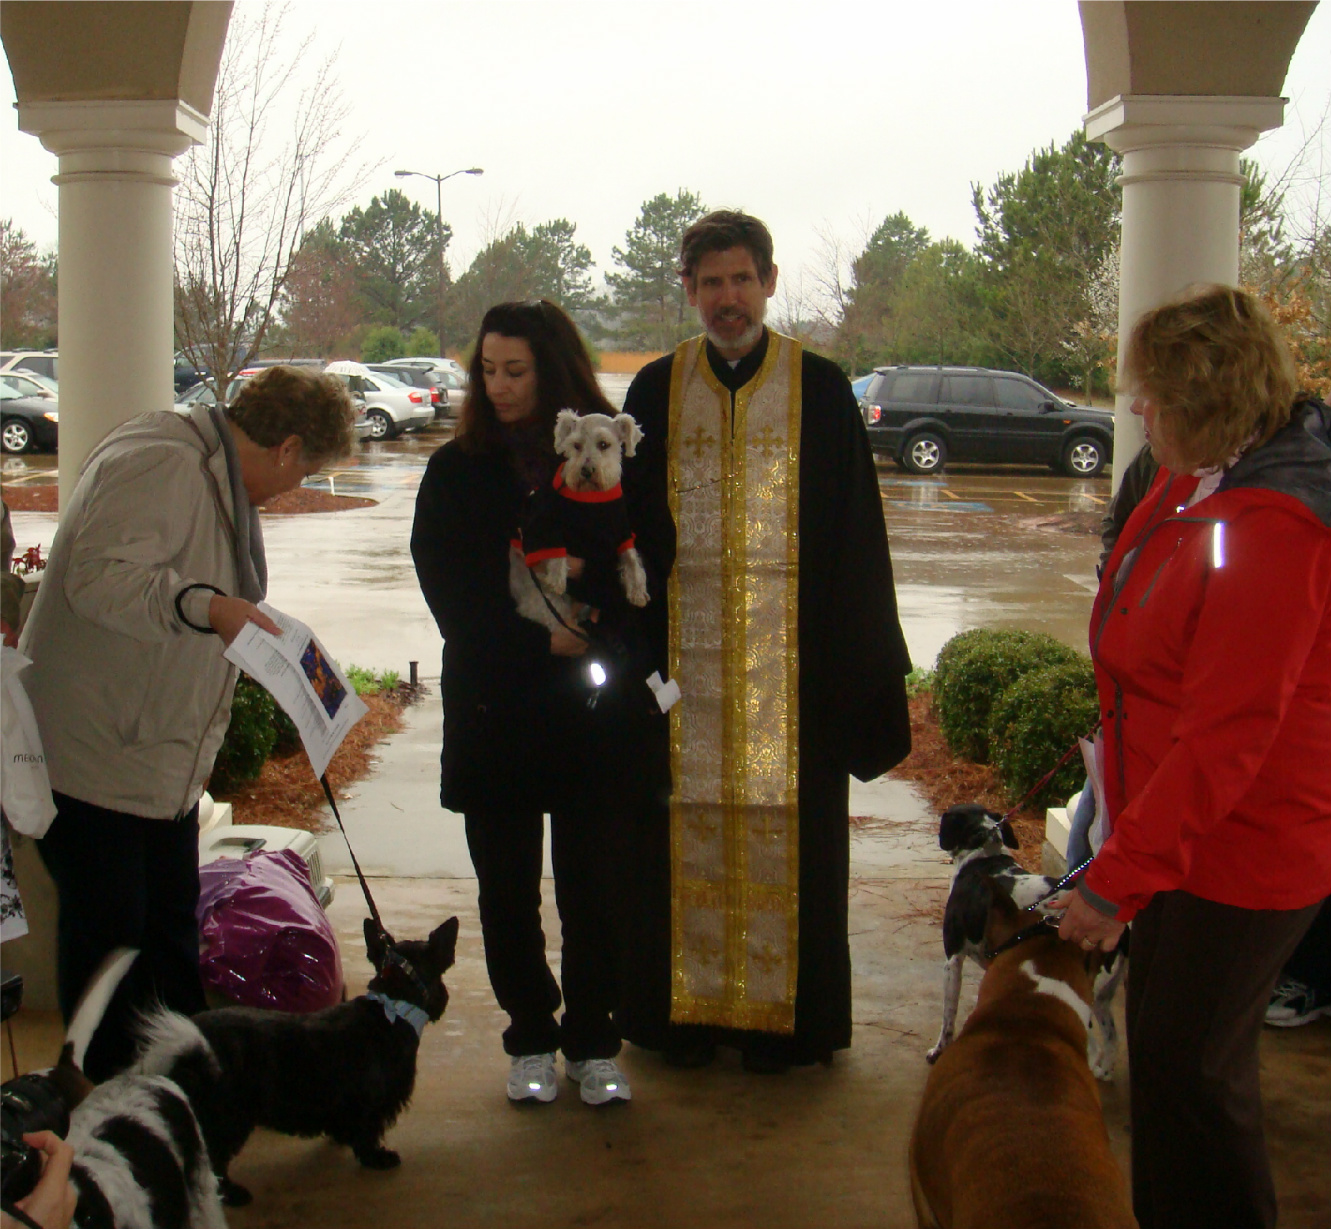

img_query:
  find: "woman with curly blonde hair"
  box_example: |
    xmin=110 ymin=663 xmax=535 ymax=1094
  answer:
xmin=1053 ymin=284 xmax=1331 ymax=1229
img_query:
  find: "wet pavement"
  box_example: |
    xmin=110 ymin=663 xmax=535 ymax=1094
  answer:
xmin=3 ymin=402 xmax=1108 ymax=679
xmin=6 ymin=404 xmax=1330 ymax=1228
xmin=6 ymin=408 xmax=1107 ymax=879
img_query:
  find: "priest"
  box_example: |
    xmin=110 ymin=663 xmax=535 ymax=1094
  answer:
xmin=618 ymin=210 xmax=913 ymax=1071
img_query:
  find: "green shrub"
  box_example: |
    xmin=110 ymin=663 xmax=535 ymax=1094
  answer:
xmin=272 ymin=702 xmax=300 ymax=754
xmin=988 ymin=659 xmax=1099 ymax=809
xmin=342 ymin=663 xmax=398 ymax=696
xmin=406 ymin=327 xmax=439 ymax=357
xmin=905 ymin=666 xmax=934 ymax=697
xmin=211 ymin=673 xmax=278 ymax=793
xmin=933 ymin=629 xmax=1080 ymax=763
xmin=361 ymin=325 xmax=406 ymax=363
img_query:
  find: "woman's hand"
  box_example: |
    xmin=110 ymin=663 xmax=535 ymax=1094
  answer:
xmin=208 ymin=595 xmax=281 ymax=645
xmin=550 ymin=625 xmax=588 ymax=657
xmin=8 ymin=1131 xmax=77 ymax=1229
xmin=566 ymin=556 xmax=585 ymax=580
xmin=1048 ymin=889 xmax=1126 ymax=953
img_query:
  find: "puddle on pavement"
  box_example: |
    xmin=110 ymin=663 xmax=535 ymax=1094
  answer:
xmin=5 ymin=417 xmax=1109 ymax=874
xmin=5 ymin=437 xmax=1109 ymax=676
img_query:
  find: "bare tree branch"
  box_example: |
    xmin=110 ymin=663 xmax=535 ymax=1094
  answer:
xmin=174 ymin=2 xmax=377 ymax=398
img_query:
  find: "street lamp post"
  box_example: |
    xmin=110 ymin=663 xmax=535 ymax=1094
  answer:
xmin=393 ymin=166 xmax=483 ymax=358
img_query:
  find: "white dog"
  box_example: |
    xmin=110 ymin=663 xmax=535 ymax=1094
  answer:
xmin=510 ymin=410 xmax=649 ymax=632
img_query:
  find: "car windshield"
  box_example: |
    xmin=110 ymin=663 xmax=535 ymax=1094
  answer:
xmin=375 ymin=371 xmax=408 ymax=387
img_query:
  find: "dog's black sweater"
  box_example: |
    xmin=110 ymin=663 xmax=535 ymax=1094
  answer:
xmin=518 ymin=464 xmax=636 ymax=568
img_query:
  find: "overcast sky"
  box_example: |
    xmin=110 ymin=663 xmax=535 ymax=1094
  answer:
xmin=2 ymin=0 xmax=1327 ymax=296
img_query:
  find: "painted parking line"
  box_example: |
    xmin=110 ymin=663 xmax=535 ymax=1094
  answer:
xmin=1013 ymin=491 xmax=1040 ymax=503
xmin=885 ymin=499 xmax=994 ymax=513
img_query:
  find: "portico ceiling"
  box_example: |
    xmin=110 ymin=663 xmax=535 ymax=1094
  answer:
xmin=0 ymin=0 xmax=231 ymax=117
xmin=1079 ymin=1 xmax=1316 ymax=108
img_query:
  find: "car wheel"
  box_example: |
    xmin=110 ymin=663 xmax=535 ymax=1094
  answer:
xmin=367 ymin=410 xmax=395 ymax=441
xmin=1062 ymin=435 xmax=1106 ymax=477
xmin=1 ymin=417 xmax=33 ymax=454
xmin=902 ymin=431 xmax=946 ymax=475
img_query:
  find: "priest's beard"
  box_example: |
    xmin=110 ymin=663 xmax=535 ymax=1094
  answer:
xmin=703 ymin=306 xmax=765 ymax=357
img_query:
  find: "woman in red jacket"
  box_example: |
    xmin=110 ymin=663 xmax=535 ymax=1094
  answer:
xmin=1053 ymin=285 xmax=1331 ymax=1229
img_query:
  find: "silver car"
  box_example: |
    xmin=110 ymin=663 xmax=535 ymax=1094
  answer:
xmin=323 ymin=362 xmax=432 ymax=440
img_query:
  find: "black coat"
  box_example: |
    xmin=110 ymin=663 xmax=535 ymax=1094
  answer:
xmin=411 ymin=438 xmax=674 ymax=814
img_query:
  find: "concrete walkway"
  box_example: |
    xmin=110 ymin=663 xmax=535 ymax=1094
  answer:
xmin=6 ymin=752 xmax=1329 ymax=1226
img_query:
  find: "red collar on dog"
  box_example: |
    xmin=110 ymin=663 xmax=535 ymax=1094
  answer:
xmin=553 ymin=464 xmax=623 ymax=503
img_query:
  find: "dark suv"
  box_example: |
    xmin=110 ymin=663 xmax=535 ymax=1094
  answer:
xmin=859 ymin=366 xmax=1114 ymax=477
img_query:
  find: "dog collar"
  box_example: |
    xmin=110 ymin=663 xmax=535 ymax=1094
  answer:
xmin=552 ymin=464 xmax=623 ymax=504
xmin=983 ymin=916 xmax=1062 ymax=962
xmin=364 ymin=991 xmax=429 ymax=1038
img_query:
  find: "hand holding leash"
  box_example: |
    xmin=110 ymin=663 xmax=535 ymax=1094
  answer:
xmin=1048 ymin=890 xmax=1125 ymax=952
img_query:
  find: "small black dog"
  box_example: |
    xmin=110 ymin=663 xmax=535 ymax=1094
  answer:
xmin=135 ymin=916 xmax=458 ymax=1207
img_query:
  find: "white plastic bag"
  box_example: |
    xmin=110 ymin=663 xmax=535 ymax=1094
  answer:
xmin=1 ymin=644 xmax=56 ymax=837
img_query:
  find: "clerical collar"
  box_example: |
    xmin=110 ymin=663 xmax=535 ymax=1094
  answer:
xmin=706 ymin=329 xmax=769 ymax=392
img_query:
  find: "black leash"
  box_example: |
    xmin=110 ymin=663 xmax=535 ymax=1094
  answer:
xmin=984 ymin=916 xmax=1062 ymax=962
xmin=318 ymin=772 xmax=432 ymax=1003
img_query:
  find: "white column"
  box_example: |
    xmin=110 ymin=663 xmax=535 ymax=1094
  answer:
xmin=17 ymin=101 xmax=208 ymax=509
xmin=1084 ymin=95 xmax=1285 ymax=490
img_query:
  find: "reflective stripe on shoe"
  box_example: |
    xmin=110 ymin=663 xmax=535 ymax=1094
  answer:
xmin=564 ymin=1057 xmax=631 ymax=1105
xmin=507 ymin=1052 xmax=558 ymax=1102
xmin=1265 ymin=977 xmax=1331 ymax=1028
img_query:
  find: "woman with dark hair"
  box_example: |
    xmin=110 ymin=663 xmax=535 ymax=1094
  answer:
xmin=1053 ymin=285 xmax=1331 ymax=1229
xmin=411 ymin=300 xmax=673 ymax=1107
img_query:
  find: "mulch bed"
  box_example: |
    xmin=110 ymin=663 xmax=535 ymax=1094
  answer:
xmin=888 ymin=692 xmax=1047 ymax=873
xmin=212 ymin=685 xmax=419 ymax=831
xmin=0 ymin=485 xmax=375 ymax=515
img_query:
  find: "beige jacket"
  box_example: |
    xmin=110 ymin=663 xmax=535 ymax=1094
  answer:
xmin=19 ymin=406 xmax=244 ymax=818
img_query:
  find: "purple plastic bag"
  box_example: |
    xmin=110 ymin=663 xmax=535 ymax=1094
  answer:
xmin=197 ymin=848 xmax=343 ymax=1012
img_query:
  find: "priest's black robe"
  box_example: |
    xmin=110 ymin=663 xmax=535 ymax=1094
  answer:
xmin=617 ymin=329 xmax=913 ymax=1063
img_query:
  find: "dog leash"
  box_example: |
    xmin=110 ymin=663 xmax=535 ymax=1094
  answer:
xmin=998 ymin=719 xmax=1101 ymax=824
xmin=983 ymin=916 xmax=1063 ymax=962
xmin=317 ymin=773 xmax=433 ymax=1003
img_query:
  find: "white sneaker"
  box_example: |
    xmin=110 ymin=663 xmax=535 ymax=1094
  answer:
xmin=507 ymin=1052 xmax=558 ymax=1103
xmin=565 ymin=1057 xmax=631 ymax=1105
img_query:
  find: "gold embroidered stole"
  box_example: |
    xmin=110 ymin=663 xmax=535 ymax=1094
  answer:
xmin=666 ymin=331 xmax=802 ymax=1033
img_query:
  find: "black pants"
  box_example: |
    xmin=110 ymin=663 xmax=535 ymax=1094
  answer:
xmin=1127 ymin=890 xmax=1320 ymax=1229
xmin=1280 ymin=896 xmax=1331 ymax=994
xmin=464 ymin=804 xmax=622 ymax=1061
xmin=37 ymin=792 xmax=206 ymax=1081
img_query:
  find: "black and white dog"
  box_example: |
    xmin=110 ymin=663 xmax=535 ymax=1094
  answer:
xmin=927 ymin=804 xmax=1126 ymax=1080
xmin=15 ymin=949 xmax=228 ymax=1229
xmin=134 ymin=916 xmax=458 ymax=1207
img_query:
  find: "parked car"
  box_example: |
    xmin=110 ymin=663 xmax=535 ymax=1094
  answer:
xmin=383 ymin=356 xmax=464 ymax=379
xmin=1 ymin=385 xmax=59 ymax=453
xmin=0 ymin=370 xmax=58 ymax=400
xmin=323 ymin=361 xmax=433 ymax=440
xmin=175 ymin=373 xmax=374 ymax=443
xmin=859 ymin=365 xmax=1114 ymax=477
xmin=174 ymin=350 xmax=207 ymax=394
xmin=850 ymin=373 xmax=873 ymax=402
xmin=433 ymin=369 xmax=466 ymax=419
xmin=366 ymin=363 xmax=444 ymax=415
xmin=0 ymin=350 xmax=59 ymax=382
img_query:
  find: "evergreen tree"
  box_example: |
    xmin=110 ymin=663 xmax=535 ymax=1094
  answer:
xmin=339 ymin=188 xmax=451 ymax=332
xmin=970 ymin=130 xmax=1122 ymax=385
xmin=607 ymin=189 xmax=707 ymax=350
